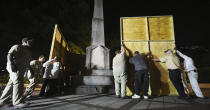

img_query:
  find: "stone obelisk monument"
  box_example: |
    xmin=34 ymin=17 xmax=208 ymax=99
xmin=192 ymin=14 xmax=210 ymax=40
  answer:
xmin=84 ymin=0 xmax=112 ymax=86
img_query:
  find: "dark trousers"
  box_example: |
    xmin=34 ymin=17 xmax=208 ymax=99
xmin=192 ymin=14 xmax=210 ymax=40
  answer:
xmin=168 ymin=69 xmax=187 ymax=97
xmin=39 ymin=78 xmax=49 ymax=96
xmin=135 ymin=69 xmax=149 ymax=96
xmin=39 ymin=78 xmax=56 ymax=96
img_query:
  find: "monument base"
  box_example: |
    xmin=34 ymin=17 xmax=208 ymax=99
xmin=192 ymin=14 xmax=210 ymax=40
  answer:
xmin=83 ymin=69 xmax=113 ymax=85
xmin=75 ymin=85 xmax=114 ymax=94
xmin=83 ymin=75 xmax=113 ymax=85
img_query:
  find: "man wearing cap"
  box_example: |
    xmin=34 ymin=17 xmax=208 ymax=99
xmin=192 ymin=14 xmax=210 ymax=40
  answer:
xmin=152 ymin=49 xmax=188 ymax=99
xmin=112 ymin=45 xmax=127 ymax=99
xmin=0 ymin=37 xmax=32 ymax=108
xmin=175 ymin=49 xmax=204 ymax=98
xmin=23 ymin=55 xmax=45 ymax=99
xmin=129 ymin=51 xmax=150 ymax=99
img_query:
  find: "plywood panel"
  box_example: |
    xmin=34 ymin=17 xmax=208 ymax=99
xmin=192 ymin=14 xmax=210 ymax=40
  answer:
xmin=123 ymin=42 xmax=149 ymax=55
xmin=121 ymin=16 xmax=178 ymax=96
xmin=49 ymin=24 xmax=70 ymax=69
xmin=122 ymin=17 xmax=148 ymax=41
xmin=149 ymin=42 xmax=177 ymax=95
xmin=148 ymin=16 xmax=174 ymax=40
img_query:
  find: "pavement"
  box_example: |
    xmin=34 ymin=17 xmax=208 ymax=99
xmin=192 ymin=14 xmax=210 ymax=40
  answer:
xmin=0 ymin=92 xmax=210 ymax=110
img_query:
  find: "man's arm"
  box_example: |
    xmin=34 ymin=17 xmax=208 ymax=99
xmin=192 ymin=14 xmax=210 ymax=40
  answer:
xmin=28 ymin=65 xmax=35 ymax=79
xmin=175 ymin=50 xmax=188 ymax=59
xmin=145 ymin=51 xmax=152 ymax=59
xmin=120 ymin=45 xmax=125 ymax=54
xmin=152 ymin=58 xmax=161 ymax=62
xmin=7 ymin=45 xmax=20 ymax=72
xmin=152 ymin=56 xmax=166 ymax=62
xmin=43 ymin=59 xmax=54 ymax=67
xmin=7 ymin=53 xmax=18 ymax=72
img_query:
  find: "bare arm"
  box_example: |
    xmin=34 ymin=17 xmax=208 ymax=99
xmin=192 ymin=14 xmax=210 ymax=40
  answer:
xmin=7 ymin=53 xmax=18 ymax=72
xmin=43 ymin=59 xmax=54 ymax=67
xmin=7 ymin=45 xmax=19 ymax=72
xmin=120 ymin=45 xmax=125 ymax=54
xmin=152 ymin=59 xmax=161 ymax=62
xmin=176 ymin=50 xmax=188 ymax=59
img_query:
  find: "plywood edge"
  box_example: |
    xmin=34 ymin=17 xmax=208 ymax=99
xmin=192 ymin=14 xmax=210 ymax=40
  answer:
xmin=49 ymin=24 xmax=58 ymax=60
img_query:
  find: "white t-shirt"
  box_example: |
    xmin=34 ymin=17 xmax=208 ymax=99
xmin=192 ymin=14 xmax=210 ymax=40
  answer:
xmin=43 ymin=59 xmax=62 ymax=79
xmin=112 ymin=48 xmax=126 ymax=75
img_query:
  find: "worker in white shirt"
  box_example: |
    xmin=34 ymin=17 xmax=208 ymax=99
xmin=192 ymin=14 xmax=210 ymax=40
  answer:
xmin=175 ymin=49 xmax=204 ymax=98
xmin=39 ymin=56 xmax=63 ymax=97
xmin=112 ymin=45 xmax=127 ymax=99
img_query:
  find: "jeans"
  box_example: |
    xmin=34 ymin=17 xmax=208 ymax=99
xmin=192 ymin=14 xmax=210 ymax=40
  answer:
xmin=134 ymin=69 xmax=149 ymax=96
xmin=39 ymin=78 xmax=54 ymax=96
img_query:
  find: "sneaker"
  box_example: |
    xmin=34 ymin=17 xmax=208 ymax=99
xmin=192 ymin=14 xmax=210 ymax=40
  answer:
xmin=143 ymin=95 xmax=149 ymax=99
xmin=13 ymin=103 xmax=28 ymax=109
xmin=132 ymin=94 xmax=141 ymax=99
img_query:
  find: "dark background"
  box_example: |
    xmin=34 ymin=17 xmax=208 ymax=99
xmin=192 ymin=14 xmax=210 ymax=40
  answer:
xmin=0 ymin=0 xmax=210 ymax=79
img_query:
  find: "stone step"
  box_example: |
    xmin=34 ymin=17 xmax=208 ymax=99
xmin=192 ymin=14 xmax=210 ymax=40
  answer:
xmin=83 ymin=75 xmax=113 ymax=85
xmin=75 ymin=85 xmax=114 ymax=94
xmin=91 ymin=69 xmax=113 ymax=76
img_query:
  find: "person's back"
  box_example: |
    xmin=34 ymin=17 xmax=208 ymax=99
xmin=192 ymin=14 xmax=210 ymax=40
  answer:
xmin=129 ymin=51 xmax=149 ymax=99
xmin=129 ymin=54 xmax=147 ymax=71
xmin=50 ymin=61 xmax=62 ymax=79
xmin=30 ymin=60 xmax=43 ymax=74
xmin=113 ymin=49 xmax=126 ymax=74
xmin=43 ymin=60 xmax=53 ymax=79
xmin=112 ymin=46 xmax=127 ymax=98
xmin=176 ymin=50 xmax=196 ymax=72
xmin=160 ymin=53 xmax=180 ymax=70
xmin=7 ymin=44 xmax=32 ymax=71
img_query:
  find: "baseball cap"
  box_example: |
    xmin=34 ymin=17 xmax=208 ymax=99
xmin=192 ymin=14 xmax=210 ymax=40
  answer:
xmin=22 ymin=37 xmax=33 ymax=43
xmin=164 ymin=49 xmax=172 ymax=53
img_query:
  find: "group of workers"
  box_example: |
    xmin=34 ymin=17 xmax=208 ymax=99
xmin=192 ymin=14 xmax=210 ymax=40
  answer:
xmin=0 ymin=37 xmax=63 ymax=108
xmin=112 ymin=45 xmax=204 ymax=99
xmin=0 ymin=37 xmax=205 ymax=108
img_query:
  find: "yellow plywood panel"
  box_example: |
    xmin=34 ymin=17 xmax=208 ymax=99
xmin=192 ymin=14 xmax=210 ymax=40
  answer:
xmin=122 ymin=17 xmax=148 ymax=40
xmin=149 ymin=42 xmax=177 ymax=95
xmin=148 ymin=16 xmax=174 ymax=40
xmin=121 ymin=15 xmax=178 ymax=96
xmin=49 ymin=24 xmax=70 ymax=68
xmin=123 ymin=42 xmax=149 ymax=55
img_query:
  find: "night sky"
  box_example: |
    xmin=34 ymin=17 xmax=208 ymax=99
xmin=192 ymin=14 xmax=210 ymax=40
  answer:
xmin=103 ymin=0 xmax=210 ymax=46
xmin=0 ymin=0 xmax=210 ymax=69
